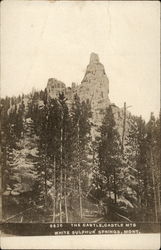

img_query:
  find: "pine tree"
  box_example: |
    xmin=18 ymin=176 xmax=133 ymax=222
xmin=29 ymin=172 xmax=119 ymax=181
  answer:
xmin=1 ymin=96 xmax=25 ymax=193
xmin=134 ymin=116 xmax=149 ymax=220
xmin=36 ymin=98 xmax=49 ymax=210
xmin=95 ymin=106 xmax=122 ymax=206
xmin=146 ymin=113 xmax=160 ymax=222
xmin=47 ymin=94 xmax=71 ymax=222
xmin=92 ymin=106 xmax=120 ymax=219
xmin=70 ymin=94 xmax=92 ymax=219
xmin=1 ymin=97 xmax=11 ymax=192
xmin=45 ymin=98 xmax=61 ymax=222
xmin=119 ymin=116 xmax=140 ymax=213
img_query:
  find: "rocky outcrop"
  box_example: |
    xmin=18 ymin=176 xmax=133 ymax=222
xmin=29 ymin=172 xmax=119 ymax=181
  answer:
xmin=78 ymin=52 xmax=110 ymax=125
xmin=47 ymin=53 xmax=111 ymax=128
xmin=46 ymin=52 xmax=132 ymax=140
xmin=47 ymin=78 xmax=66 ymax=99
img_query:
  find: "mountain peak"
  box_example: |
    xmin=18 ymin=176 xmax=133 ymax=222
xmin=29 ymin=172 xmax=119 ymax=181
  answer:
xmin=90 ymin=52 xmax=99 ymax=64
xmin=46 ymin=52 xmax=110 ymax=128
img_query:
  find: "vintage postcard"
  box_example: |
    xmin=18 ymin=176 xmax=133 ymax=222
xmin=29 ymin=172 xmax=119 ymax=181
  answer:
xmin=0 ymin=0 xmax=160 ymax=249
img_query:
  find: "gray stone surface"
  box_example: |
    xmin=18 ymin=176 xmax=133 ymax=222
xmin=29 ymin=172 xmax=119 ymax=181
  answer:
xmin=47 ymin=53 xmax=111 ymax=128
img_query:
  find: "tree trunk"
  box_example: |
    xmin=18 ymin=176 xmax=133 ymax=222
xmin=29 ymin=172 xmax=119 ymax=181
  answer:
xmin=44 ymin=157 xmax=48 ymax=210
xmin=59 ymin=112 xmax=63 ymax=223
xmin=77 ymin=121 xmax=83 ymax=219
xmin=157 ymin=182 xmax=160 ymax=221
xmin=144 ymin=164 xmax=148 ymax=210
xmin=59 ymin=169 xmax=63 ymax=223
xmin=78 ymin=170 xmax=83 ymax=219
xmin=150 ymin=150 xmax=158 ymax=222
xmin=52 ymin=157 xmax=56 ymax=222
xmin=64 ymin=170 xmax=69 ymax=222
xmin=121 ymin=102 xmax=126 ymax=153
xmin=113 ymin=167 xmax=117 ymax=204
xmin=0 ymin=131 xmax=2 ymax=221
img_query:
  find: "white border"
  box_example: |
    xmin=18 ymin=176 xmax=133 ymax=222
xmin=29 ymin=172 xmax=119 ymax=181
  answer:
xmin=1 ymin=234 xmax=160 ymax=250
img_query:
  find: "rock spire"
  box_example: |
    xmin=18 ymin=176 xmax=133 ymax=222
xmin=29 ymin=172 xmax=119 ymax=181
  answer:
xmin=78 ymin=52 xmax=110 ymax=125
xmin=46 ymin=52 xmax=111 ymax=125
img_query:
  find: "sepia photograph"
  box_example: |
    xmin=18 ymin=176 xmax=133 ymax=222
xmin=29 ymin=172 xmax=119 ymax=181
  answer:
xmin=0 ymin=0 xmax=160 ymax=248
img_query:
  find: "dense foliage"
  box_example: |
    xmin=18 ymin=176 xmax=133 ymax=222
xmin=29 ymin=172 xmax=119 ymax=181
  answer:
xmin=1 ymin=91 xmax=160 ymax=223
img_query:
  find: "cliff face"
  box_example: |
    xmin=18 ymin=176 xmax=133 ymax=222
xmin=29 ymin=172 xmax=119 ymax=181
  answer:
xmin=78 ymin=53 xmax=110 ymax=126
xmin=47 ymin=53 xmax=111 ymax=128
xmin=47 ymin=78 xmax=66 ymax=99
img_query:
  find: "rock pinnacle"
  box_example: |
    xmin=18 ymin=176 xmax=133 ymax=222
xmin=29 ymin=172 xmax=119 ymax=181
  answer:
xmin=90 ymin=52 xmax=100 ymax=64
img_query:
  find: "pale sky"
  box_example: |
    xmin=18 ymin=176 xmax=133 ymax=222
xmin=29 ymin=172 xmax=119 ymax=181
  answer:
xmin=1 ymin=0 xmax=160 ymax=121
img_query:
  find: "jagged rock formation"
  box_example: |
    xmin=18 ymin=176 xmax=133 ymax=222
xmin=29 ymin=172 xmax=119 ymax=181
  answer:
xmin=47 ymin=78 xmax=66 ymax=99
xmin=47 ymin=52 xmax=111 ymax=128
xmin=78 ymin=53 xmax=110 ymax=126
xmin=46 ymin=52 xmax=132 ymax=141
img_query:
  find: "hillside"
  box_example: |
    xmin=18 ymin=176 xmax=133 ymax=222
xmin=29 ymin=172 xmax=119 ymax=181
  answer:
xmin=1 ymin=53 xmax=160 ymax=224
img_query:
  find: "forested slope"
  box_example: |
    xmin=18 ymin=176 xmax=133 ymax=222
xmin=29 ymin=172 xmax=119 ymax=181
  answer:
xmin=1 ymin=90 xmax=160 ymax=223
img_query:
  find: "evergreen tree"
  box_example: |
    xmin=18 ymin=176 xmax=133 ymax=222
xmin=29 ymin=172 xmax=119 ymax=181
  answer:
xmin=70 ymin=94 xmax=92 ymax=219
xmin=1 ymin=96 xmax=25 ymax=193
xmin=119 ymin=116 xmax=140 ymax=212
xmin=1 ymin=87 xmax=160 ymax=224
xmin=146 ymin=113 xmax=160 ymax=222
xmin=93 ymin=106 xmax=122 ymax=206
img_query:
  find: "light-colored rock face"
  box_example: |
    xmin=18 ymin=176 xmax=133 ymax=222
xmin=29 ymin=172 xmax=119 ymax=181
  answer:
xmin=47 ymin=78 xmax=66 ymax=99
xmin=46 ymin=52 xmax=111 ymax=129
xmin=78 ymin=52 xmax=110 ymax=125
xmin=89 ymin=52 xmax=100 ymax=64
